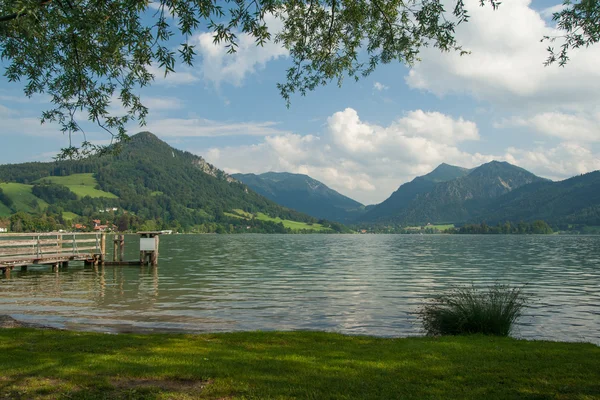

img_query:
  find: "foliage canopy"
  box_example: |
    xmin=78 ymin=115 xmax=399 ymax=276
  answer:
xmin=0 ymin=0 xmax=597 ymax=157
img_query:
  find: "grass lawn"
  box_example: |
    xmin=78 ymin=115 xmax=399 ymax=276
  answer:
xmin=37 ymin=173 xmax=118 ymax=199
xmin=0 ymin=329 xmax=597 ymax=399
xmin=0 ymin=183 xmax=49 ymax=213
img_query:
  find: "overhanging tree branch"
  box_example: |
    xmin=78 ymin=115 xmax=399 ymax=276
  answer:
xmin=0 ymin=0 xmax=52 ymax=23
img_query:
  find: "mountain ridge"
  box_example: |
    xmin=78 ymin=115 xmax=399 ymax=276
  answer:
xmin=232 ymin=171 xmax=366 ymax=223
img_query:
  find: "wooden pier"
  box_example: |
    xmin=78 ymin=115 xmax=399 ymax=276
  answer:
xmin=1 ymin=231 xmax=165 ymax=276
xmin=0 ymin=232 xmax=104 ymax=275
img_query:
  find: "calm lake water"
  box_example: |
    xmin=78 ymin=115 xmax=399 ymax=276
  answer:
xmin=1 ymin=234 xmax=599 ymax=343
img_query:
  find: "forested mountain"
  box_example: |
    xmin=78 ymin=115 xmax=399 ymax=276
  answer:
xmin=480 ymin=171 xmax=600 ymax=226
xmin=360 ymin=161 xmax=548 ymax=225
xmin=360 ymin=163 xmax=471 ymax=222
xmin=0 ymin=132 xmax=325 ymax=232
xmin=232 ymin=172 xmax=366 ymax=222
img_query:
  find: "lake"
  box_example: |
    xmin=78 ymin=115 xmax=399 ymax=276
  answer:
xmin=1 ymin=234 xmax=599 ymax=343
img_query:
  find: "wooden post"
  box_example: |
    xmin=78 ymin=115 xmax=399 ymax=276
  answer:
xmin=119 ymin=235 xmax=125 ymax=262
xmin=4 ymin=267 xmax=10 ymax=279
xmin=52 ymin=263 xmax=59 ymax=272
xmin=151 ymin=235 xmax=159 ymax=266
xmin=100 ymin=233 xmax=106 ymax=264
xmin=58 ymin=234 xmax=63 ymax=255
xmin=113 ymin=234 xmax=118 ymax=262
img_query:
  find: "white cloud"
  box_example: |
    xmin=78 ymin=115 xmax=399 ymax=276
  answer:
xmin=373 ymin=82 xmax=389 ymax=91
xmin=0 ymin=104 xmax=17 ymax=117
xmin=405 ymin=0 xmax=600 ymax=112
xmin=194 ymin=14 xmax=288 ymax=86
xmin=0 ymin=104 xmax=63 ymax=138
xmin=141 ymin=118 xmax=290 ymax=137
xmin=201 ymin=107 xmax=487 ymax=204
xmin=504 ymin=143 xmax=600 ymax=179
xmin=143 ymin=96 xmax=184 ymax=111
xmin=496 ymin=112 xmax=600 ymax=142
xmin=148 ymin=64 xmax=200 ymax=86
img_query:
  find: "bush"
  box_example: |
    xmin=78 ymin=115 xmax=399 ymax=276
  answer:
xmin=419 ymin=284 xmax=528 ymax=336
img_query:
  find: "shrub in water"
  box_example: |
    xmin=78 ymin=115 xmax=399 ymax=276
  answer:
xmin=419 ymin=284 xmax=528 ymax=336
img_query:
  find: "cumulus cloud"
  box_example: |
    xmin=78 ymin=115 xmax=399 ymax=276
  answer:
xmin=194 ymin=14 xmax=288 ymax=86
xmin=504 ymin=143 xmax=600 ymax=179
xmin=496 ymin=112 xmax=600 ymax=142
xmin=405 ymin=0 xmax=600 ymax=112
xmin=201 ymin=107 xmax=488 ymax=204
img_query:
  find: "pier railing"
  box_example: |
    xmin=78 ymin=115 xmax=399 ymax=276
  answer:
xmin=0 ymin=232 xmax=105 ymax=270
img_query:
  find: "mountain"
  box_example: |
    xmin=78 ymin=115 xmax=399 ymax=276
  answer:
xmin=481 ymin=171 xmax=600 ymax=226
xmin=231 ymin=172 xmax=366 ymax=222
xmin=0 ymin=132 xmax=325 ymax=232
xmin=361 ymin=161 xmax=546 ymax=225
xmin=361 ymin=163 xmax=471 ymax=222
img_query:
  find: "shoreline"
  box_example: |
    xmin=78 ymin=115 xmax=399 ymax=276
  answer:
xmin=2 ymin=314 xmax=598 ymax=346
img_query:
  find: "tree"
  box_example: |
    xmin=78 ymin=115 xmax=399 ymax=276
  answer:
xmin=1 ymin=0 xmax=597 ymax=158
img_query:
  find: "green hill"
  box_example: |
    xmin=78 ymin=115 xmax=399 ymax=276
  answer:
xmin=232 ymin=172 xmax=366 ymax=223
xmin=0 ymin=132 xmax=328 ymax=233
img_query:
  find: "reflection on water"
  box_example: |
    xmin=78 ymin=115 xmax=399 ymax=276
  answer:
xmin=1 ymin=234 xmax=599 ymax=343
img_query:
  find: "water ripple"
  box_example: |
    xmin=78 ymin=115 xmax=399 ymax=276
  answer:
xmin=0 ymin=234 xmax=599 ymax=343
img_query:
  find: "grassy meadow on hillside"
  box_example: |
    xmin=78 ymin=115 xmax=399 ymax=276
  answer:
xmin=226 ymin=209 xmax=332 ymax=232
xmin=0 ymin=329 xmax=598 ymax=399
xmin=61 ymin=211 xmax=80 ymax=221
xmin=37 ymin=173 xmax=118 ymax=199
xmin=0 ymin=202 xmax=11 ymax=217
xmin=0 ymin=183 xmax=49 ymax=214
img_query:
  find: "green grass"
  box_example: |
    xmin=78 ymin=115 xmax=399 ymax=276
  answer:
xmin=223 ymin=212 xmax=245 ymax=219
xmin=37 ymin=173 xmax=118 ymax=199
xmin=0 ymin=329 xmax=598 ymax=399
xmin=227 ymin=209 xmax=330 ymax=232
xmin=231 ymin=209 xmax=253 ymax=218
xmin=0 ymin=183 xmax=49 ymax=213
xmin=61 ymin=211 xmax=80 ymax=221
xmin=0 ymin=201 xmax=12 ymax=217
xmin=407 ymin=224 xmax=455 ymax=231
xmin=255 ymin=212 xmax=330 ymax=231
xmin=430 ymin=224 xmax=455 ymax=230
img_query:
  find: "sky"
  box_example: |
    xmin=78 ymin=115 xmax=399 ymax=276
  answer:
xmin=1 ymin=0 xmax=600 ymax=205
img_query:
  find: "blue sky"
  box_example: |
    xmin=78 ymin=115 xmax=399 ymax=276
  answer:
xmin=1 ymin=0 xmax=599 ymax=204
